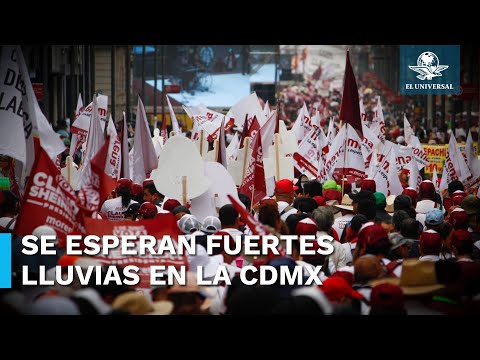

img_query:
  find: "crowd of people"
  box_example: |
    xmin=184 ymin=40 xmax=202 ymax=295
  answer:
xmin=1 ymin=172 xmax=480 ymax=315
xmin=277 ymin=74 xmax=479 ymax=145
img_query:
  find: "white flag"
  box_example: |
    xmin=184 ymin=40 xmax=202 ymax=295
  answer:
xmin=326 ymin=118 xmax=336 ymax=148
xmin=372 ymin=96 xmax=386 ymax=143
xmin=131 ymin=97 xmax=158 ymax=184
xmin=263 ymin=100 xmax=271 ymax=118
xmin=361 ymin=121 xmax=380 ymax=165
xmin=439 ymin=134 xmax=472 ymax=191
xmin=387 ymin=149 xmax=404 ymax=196
xmin=404 ymin=114 xmax=414 ymax=145
xmin=464 ymin=131 xmax=480 ymax=187
xmin=166 ymin=95 xmax=181 ymax=135
xmin=76 ymin=96 xmax=105 ymax=190
xmin=226 ymin=132 xmax=240 ymax=161
xmin=226 ymin=92 xmax=266 ymax=128
xmin=407 ymin=157 xmax=422 ymax=192
xmin=184 ymin=105 xmax=225 ymax=140
xmin=292 ymin=103 xmax=312 ymax=143
xmin=105 ymin=115 xmax=121 ymax=178
xmin=259 ymin=110 xmax=277 ymax=158
xmin=409 ymin=135 xmax=429 ymax=170
xmin=0 ymin=45 xmax=65 ymax=177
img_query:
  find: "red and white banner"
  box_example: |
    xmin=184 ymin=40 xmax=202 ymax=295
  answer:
xmin=226 ymin=92 xmax=266 ymax=128
xmin=76 ymin=96 xmax=105 ymax=190
xmin=70 ymin=94 xmax=109 ymax=158
xmin=323 ymin=124 xmax=366 ymax=183
xmin=361 ymin=121 xmax=380 ymax=167
xmin=184 ymin=105 xmax=230 ymax=141
xmin=84 ymin=214 xmax=187 ymax=290
xmin=326 ymin=118 xmax=336 ymax=148
xmin=14 ymin=146 xmax=80 ymax=242
xmin=371 ymin=96 xmax=386 ymax=144
xmin=0 ymin=46 xmax=65 ymax=181
xmin=105 ymin=115 xmax=121 ymax=179
xmin=463 ymin=131 xmax=480 ymax=190
xmin=439 ymin=134 xmax=472 ymax=191
xmin=119 ymin=112 xmax=130 ymax=179
xmin=293 ymin=127 xmax=322 ymax=178
xmin=78 ymin=136 xmax=117 ymax=214
xmin=409 ymin=135 xmax=429 ymax=170
xmin=292 ymin=103 xmax=316 ymax=143
xmin=238 ymin=131 xmax=266 ymax=206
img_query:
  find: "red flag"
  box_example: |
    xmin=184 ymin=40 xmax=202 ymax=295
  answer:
xmin=84 ymin=214 xmax=187 ymax=290
xmin=216 ymin=117 xmax=227 ymax=168
xmin=77 ymin=136 xmax=117 ymax=214
xmin=238 ymin=131 xmax=266 ymax=206
xmin=14 ymin=146 xmax=81 ymax=242
xmin=239 ymin=114 xmax=251 ymax=149
xmin=339 ymin=50 xmax=362 ymax=136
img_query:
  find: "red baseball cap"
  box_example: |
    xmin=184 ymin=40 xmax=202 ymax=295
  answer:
xmin=370 ymin=283 xmax=405 ymax=312
xmin=295 ymin=218 xmax=318 ymax=236
xmin=358 ymin=223 xmax=388 ymax=247
xmin=402 ymin=187 xmax=418 ymax=206
xmin=449 ymin=208 xmax=469 ymax=229
xmin=275 ymin=179 xmax=298 ymax=194
xmin=138 ymin=202 xmax=158 ymax=218
xmin=131 ymin=183 xmax=143 ymax=197
xmin=330 ymin=271 xmax=354 ymax=286
xmin=163 ymin=199 xmax=182 ymax=212
xmin=361 ymin=178 xmax=377 ymax=193
xmin=320 ymin=276 xmax=364 ymax=302
xmin=116 ymin=178 xmax=133 ymax=192
xmin=419 ymin=230 xmax=441 ymax=252
xmin=419 ymin=180 xmax=435 ymax=199
xmin=312 ymin=196 xmax=327 ymax=207
xmin=452 ymin=191 xmax=467 ymax=206
xmin=451 ymin=229 xmax=473 ymax=251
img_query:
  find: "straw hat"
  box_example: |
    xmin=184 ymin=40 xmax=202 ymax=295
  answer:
xmin=385 ymin=195 xmax=396 ymax=213
xmin=334 ymin=194 xmax=354 ymax=211
xmin=370 ymin=259 xmax=444 ymax=296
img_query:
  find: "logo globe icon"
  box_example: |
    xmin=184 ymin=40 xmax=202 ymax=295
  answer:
xmin=417 ymin=52 xmax=439 ymax=68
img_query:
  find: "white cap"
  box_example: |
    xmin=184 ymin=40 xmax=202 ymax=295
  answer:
xmin=177 ymin=214 xmax=202 ymax=234
xmin=396 ymin=136 xmax=405 ymax=144
xmin=201 ymin=216 xmax=221 ymax=234
xmin=32 ymin=225 xmax=56 ymax=238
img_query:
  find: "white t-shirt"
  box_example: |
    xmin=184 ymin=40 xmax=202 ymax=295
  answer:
xmin=277 ymin=201 xmax=297 ymax=221
xmin=100 ymin=197 xmax=137 ymax=221
xmin=332 ymin=214 xmax=354 ymax=240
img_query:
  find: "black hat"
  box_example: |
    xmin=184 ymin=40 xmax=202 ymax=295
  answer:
xmin=123 ymin=202 xmax=141 ymax=216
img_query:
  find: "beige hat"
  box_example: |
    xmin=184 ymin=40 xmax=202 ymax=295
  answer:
xmin=385 ymin=195 xmax=396 ymax=213
xmin=112 ymin=291 xmax=174 ymax=315
xmin=334 ymin=194 xmax=354 ymax=211
xmin=370 ymin=259 xmax=444 ymax=296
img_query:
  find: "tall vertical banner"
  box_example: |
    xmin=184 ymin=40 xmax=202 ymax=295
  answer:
xmin=0 ymin=46 xmax=65 ymax=184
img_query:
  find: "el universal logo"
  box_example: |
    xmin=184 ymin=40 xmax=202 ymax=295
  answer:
xmin=405 ymin=51 xmax=453 ymax=90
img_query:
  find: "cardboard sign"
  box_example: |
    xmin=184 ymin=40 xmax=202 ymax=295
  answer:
xmin=190 ymin=162 xmax=240 ymax=221
xmin=150 ymin=136 xmax=210 ymax=201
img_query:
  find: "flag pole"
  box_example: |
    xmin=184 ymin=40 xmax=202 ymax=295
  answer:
xmin=241 ymin=137 xmax=251 ymax=183
xmin=67 ymin=156 xmax=71 ymax=185
xmin=199 ymin=129 xmax=204 ymax=157
xmin=274 ymin=133 xmax=280 ymax=181
xmin=341 ymin=123 xmax=347 ymax=197
xmin=182 ymin=175 xmax=187 ymax=206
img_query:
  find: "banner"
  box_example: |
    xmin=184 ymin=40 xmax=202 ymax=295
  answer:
xmin=84 ymin=215 xmax=187 ymax=290
xmin=14 ymin=147 xmax=80 ymax=242
xmin=423 ymin=142 xmax=478 ymax=174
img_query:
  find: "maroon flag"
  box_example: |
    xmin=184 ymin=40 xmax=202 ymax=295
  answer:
xmin=14 ymin=146 xmax=80 ymax=242
xmin=238 ymin=131 xmax=266 ymax=206
xmin=339 ymin=50 xmax=362 ymax=137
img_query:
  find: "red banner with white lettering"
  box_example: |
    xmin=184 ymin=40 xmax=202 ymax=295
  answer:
xmin=14 ymin=146 xmax=81 ymax=242
xmin=84 ymin=214 xmax=188 ymax=290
